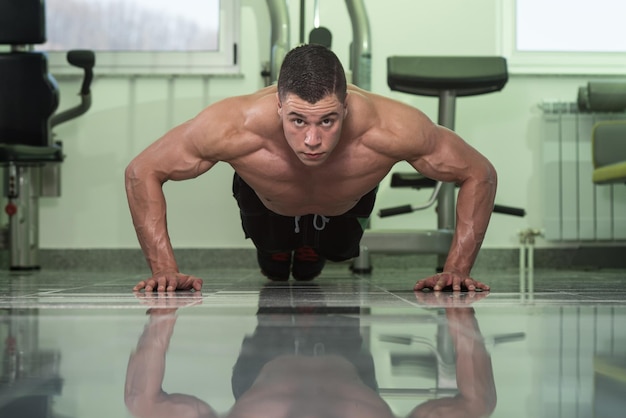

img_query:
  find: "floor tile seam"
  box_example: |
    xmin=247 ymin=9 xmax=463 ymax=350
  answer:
xmin=369 ymin=283 xmax=422 ymax=308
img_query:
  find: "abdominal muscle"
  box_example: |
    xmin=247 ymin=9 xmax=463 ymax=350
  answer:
xmin=233 ymin=157 xmax=387 ymax=217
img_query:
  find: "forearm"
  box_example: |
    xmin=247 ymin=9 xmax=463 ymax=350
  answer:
xmin=446 ymin=308 xmax=497 ymax=414
xmin=125 ymin=314 xmax=178 ymax=413
xmin=408 ymin=310 xmax=496 ymax=418
xmin=125 ymin=165 xmax=179 ymax=274
xmin=444 ymin=164 xmax=497 ymax=275
xmin=125 ymin=313 xmax=215 ymax=418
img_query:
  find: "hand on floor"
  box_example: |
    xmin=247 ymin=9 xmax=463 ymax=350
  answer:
xmin=133 ymin=271 xmax=203 ymax=293
xmin=414 ymin=272 xmax=490 ymax=292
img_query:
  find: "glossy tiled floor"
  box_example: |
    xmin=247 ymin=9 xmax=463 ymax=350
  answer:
xmin=0 ymin=264 xmax=625 ymax=418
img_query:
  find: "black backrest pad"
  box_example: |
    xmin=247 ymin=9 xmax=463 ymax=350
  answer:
xmin=0 ymin=0 xmax=46 ymax=44
xmin=0 ymin=53 xmax=59 ymax=146
xmin=387 ymin=56 xmax=508 ymax=97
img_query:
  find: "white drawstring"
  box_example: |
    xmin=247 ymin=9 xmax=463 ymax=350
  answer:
xmin=293 ymin=214 xmax=330 ymax=233
xmin=313 ymin=214 xmax=330 ymax=231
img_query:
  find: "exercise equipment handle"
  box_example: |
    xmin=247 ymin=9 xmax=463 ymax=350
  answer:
xmin=50 ymin=49 xmax=96 ymax=128
xmin=378 ymin=181 xmax=443 ymax=218
xmin=493 ymin=204 xmax=526 ymax=217
xmin=380 ymin=202 xmax=526 ymax=219
xmin=379 ymin=205 xmax=413 ymax=218
xmin=67 ymin=50 xmax=95 ymax=95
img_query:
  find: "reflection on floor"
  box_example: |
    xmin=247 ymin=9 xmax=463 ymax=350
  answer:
xmin=0 ymin=264 xmax=625 ymax=418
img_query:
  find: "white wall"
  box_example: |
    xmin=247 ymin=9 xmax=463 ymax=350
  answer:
xmin=30 ymin=0 xmax=624 ymax=251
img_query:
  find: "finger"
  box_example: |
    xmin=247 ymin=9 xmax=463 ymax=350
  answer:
xmin=133 ymin=280 xmax=146 ymax=291
xmin=166 ymin=276 xmax=178 ymax=292
xmin=174 ymin=276 xmax=194 ymax=291
xmin=156 ymin=276 xmax=169 ymax=292
xmin=192 ymin=278 xmax=203 ymax=291
xmin=144 ymin=279 xmax=158 ymax=292
xmin=464 ymin=278 xmax=476 ymax=291
xmin=414 ymin=277 xmax=435 ymax=291
xmin=434 ymin=275 xmax=450 ymax=291
xmin=180 ymin=275 xmax=200 ymax=291
xmin=474 ymin=281 xmax=490 ymax=291
xmin=414 ymin=280 xmax=426 ymax=291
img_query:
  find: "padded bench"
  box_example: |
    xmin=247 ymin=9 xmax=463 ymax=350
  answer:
xmin=592 ymin=120 xmax=626 ymax=184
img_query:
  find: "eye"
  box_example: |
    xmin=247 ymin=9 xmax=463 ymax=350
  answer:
xmin=293 ymin=118 xmax=305 ymax=127
xmin=321 ymin=119 xmax=334 ymax=127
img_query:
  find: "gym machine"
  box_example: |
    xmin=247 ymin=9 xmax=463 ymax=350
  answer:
xmin=265 ymin=0 xmax=371 ymax=89
xmin=353 ymin=57 xmax=525 ymax=273
xmin=0 ymin=0 xmax=95 ymax=270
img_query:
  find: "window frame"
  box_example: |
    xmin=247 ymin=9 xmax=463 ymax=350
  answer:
xmin=44 ymin=0 xmax=241 ymax=76
xmin=498 ymin=0 xmax=626 ymax=75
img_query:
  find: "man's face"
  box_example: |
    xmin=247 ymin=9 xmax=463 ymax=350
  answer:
xmin=277 ymin=93 xmax=348 ymax=166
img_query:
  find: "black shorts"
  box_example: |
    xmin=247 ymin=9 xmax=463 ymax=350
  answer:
xmin=232 ymin=172 xmax=377 ymax=261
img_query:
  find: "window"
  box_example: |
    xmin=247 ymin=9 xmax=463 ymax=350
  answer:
xmin=499 ymin=0 xmax=626 ymax=74
xmin=40 ymin=0 xmax=240 ymax=75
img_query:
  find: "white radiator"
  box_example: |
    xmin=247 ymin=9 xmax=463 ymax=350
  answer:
xmin=541 ymin=102 xmax=626 ymax=241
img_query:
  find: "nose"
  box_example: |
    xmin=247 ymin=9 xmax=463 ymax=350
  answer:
xmin=304 ymin=126 xmax=322 ymax=148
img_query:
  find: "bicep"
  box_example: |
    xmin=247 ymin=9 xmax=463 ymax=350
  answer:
xmin=379 ymin=101 xmax=480 ymax=183
xmin=132 ymin=120 xmax=217 ymax=183
xmin=408 ymin=125 xmax=489 ymax=184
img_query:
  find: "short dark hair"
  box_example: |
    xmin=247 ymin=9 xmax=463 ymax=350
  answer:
xmin=277 ymin=44 xmax=347 ymax=104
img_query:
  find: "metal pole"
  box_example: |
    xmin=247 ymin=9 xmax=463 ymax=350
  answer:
xmin=519 ymin=239 xmax=526 ymax=295
xmin=299 ymin=0 xmax=306 ymax=44
xmin=5 ymin=165 xmax=41 ymax=270
xmin=346 ymin=0 xmax=372 ymax=273
xmin=436 ymin=90 xmax=457 ymax=270
xmin=266 ymin=0 xmax=291 ymax=84
xmin=345 ymin=0 xmax=371 ymax=90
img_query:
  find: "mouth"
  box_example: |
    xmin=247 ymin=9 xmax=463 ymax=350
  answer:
xmin=302 ymin=152 xmax=325 ymax=160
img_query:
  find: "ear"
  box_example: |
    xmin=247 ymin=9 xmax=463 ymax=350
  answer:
xmin=276 ymin=93 xmax=282 ymax=116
